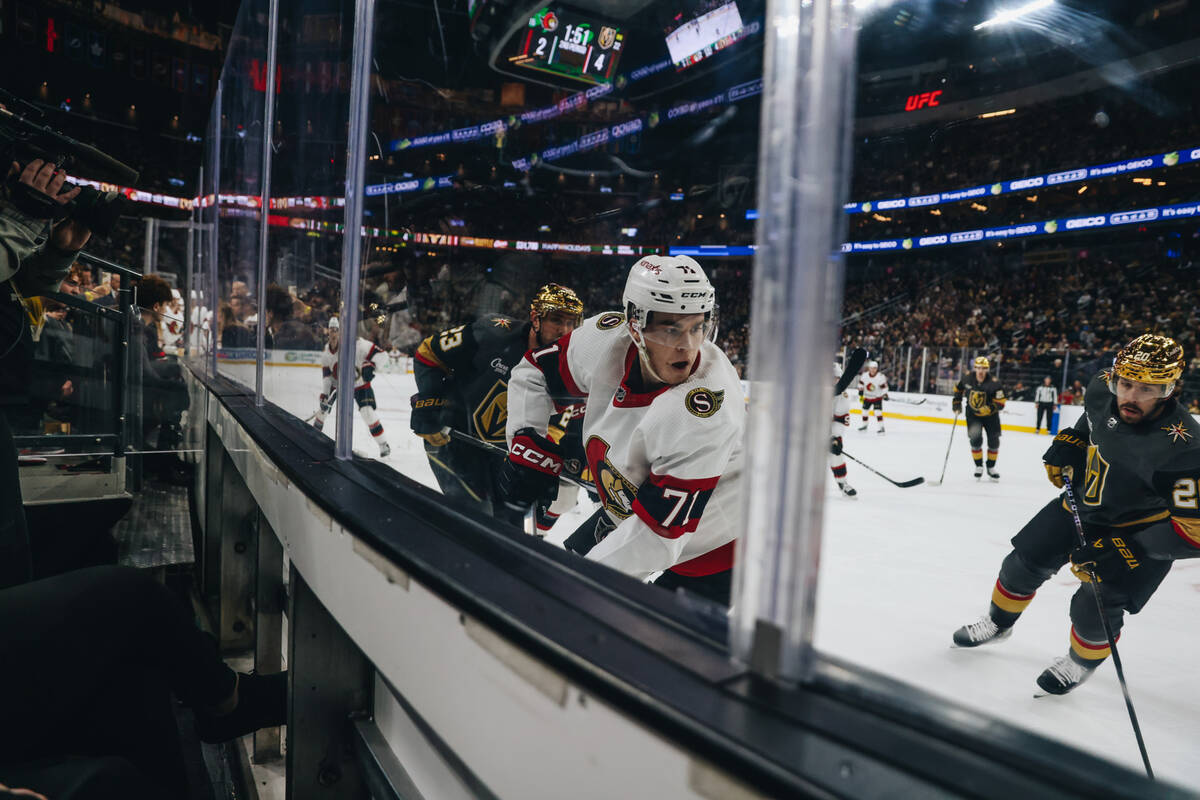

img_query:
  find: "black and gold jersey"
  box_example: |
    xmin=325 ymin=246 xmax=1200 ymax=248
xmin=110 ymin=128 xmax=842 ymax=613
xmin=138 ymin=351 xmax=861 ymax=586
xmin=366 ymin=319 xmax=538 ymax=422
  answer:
xmin=1065 ymin=372 xmax=1200 ymax=545
xmin=953 ymin=373 xmax=1007 ymax=419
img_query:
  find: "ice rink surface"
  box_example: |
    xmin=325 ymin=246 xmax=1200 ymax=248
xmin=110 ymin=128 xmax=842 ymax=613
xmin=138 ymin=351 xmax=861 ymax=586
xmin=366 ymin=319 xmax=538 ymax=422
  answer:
xmin=254 ymin=360 xmax=1200 ymax=789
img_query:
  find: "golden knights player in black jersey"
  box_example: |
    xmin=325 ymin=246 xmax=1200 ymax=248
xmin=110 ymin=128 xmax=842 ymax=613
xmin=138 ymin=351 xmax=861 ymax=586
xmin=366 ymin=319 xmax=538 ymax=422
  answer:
xmin=952 ymin=356 xmax=1006 ymax=480
xmin=953 ymin=334 xmax=1200 ymax=694
xmin=410 ymin=284 xmax=584 ymax=525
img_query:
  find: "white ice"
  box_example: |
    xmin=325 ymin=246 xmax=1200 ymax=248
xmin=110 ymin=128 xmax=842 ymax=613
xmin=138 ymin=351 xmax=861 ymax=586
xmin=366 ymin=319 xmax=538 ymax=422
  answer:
xmin=823 ymin=413 xmax=1200 ymax=790
xmin=254 ymin=360 xmax=1199 ymax=789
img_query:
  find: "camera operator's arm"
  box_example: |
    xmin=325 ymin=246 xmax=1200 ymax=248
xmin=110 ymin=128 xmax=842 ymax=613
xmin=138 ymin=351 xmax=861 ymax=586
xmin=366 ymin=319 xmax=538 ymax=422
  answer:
xmin=2 ymin=160 xmax=91 ymax=295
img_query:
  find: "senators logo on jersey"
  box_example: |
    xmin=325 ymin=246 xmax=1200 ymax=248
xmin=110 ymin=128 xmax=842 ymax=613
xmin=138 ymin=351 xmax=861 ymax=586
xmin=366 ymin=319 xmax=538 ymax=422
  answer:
xmin=586 ymin=436 xmax=636 ymax=520
xmin=596 ymin=312 xmax=625 ymax=330
xmin=472 ymin=379 xmax=508 ymax=443
xmin=685 ymin=388 xmax=725 ymax=418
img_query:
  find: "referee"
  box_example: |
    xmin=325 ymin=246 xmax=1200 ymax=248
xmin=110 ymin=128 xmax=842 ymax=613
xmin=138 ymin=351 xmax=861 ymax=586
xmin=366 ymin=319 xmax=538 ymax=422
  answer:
xmin=1033 ymin=375 xmax=1057 ymax=434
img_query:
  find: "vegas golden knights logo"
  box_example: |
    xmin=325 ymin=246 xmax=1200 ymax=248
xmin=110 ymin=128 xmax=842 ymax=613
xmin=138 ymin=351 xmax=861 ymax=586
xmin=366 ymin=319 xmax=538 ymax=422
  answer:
xmin=1082 ymin=443 xmax=1110 ymax=506
xmin=473 ymin=380 xmax=508 ymax=443
xmin=599 ymin=26 xmax=616 ymax=50
xmin=586 ymin=436 xmax=635 ymax=519
xmin=968 ymin=390 xmax=988 ymax=413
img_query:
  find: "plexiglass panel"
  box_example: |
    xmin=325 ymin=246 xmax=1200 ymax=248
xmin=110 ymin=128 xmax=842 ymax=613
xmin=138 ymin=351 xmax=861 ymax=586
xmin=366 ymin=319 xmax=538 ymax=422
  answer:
xmin=260 ymin=1 xmax=356 ymax=428
xmin=817 ymin=0 xmax=1200 ymax=785
xmin=214 ymin=0 xmax=270 ymax=391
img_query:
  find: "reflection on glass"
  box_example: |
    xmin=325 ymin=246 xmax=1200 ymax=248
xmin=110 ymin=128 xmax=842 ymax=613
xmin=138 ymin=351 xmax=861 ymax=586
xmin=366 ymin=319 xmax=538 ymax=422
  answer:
xmin=820 ymin=0 xmax=1200 ymax=785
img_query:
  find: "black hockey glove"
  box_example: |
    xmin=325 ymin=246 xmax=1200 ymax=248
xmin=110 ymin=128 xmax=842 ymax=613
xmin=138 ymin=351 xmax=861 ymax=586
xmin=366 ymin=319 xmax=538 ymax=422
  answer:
xmin=830 ymin=435 xmax=843 ymax=456
xmin=361 ymin=363 xmax=376 ymax=384
xmin=499 ymin=427 xmax=563 ymax=506
xmin=410 ymin=393 xmax=450 ymax=447
xmin=1043 ymin=430 xmax=1087 ymax=488
xmin=1070 ymin=534 xmax=1146 ymax=583
xmin=952 ymin=398 xmax=962 ymax=415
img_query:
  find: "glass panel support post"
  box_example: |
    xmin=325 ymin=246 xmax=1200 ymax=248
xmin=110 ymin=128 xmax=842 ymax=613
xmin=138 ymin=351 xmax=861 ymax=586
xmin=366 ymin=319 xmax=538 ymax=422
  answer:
xmin=729 ymin=0 xmax=859 ymax=684
xmin=335 ymin=0 xmax=377 ymax=460
xmin=254 ymin=0 xmax=280 ymax=407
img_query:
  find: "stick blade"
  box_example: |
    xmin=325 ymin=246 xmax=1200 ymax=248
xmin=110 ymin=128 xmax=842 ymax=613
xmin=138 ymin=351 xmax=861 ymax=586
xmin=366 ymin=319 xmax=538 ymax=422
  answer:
xmin=896 ymin=476 xmax=926 ymax=488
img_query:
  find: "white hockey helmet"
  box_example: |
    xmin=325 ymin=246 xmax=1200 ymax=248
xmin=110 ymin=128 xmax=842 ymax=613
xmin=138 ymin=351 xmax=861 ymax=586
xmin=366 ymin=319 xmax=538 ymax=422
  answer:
xmin=867 ymin=360 xmax=879 ymax=371
xmin=622 ymin=255 xmax=717 ymax=382
xmin=622 ymin=255 xmax=716 ymax=331
xmin=327 ymin=316 xmax=340 ymax=331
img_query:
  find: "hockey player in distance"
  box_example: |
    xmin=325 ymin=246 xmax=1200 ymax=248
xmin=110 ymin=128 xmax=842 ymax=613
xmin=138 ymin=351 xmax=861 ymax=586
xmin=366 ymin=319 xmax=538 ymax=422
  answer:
xmin=502 ymin=255 xmax=744 ymax=605
xmin=857 ymin=361 xmax=888 ymax=434
xmin=953 ymin=356 xmax=1006 ymax=480
xmin=952 ymin=335 xmax=1200 ymax=694
xmin=831 ymin=362 xmax=857 ymax=497
xmin=313 ymin=316 xmax=391 ymax=458
xmin=410 ymin=284 xmax=584 ymax=529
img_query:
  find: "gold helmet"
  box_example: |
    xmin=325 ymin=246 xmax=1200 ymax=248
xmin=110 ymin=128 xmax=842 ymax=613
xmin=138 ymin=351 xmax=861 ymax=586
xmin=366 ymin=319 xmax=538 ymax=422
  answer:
xmin=973 ymin=356 xmax=990 ymax=370
xmin=530 ymin=283 xmax=583 ymax=325
xmin=1110 ymin=333 xmax=1183 ymax=396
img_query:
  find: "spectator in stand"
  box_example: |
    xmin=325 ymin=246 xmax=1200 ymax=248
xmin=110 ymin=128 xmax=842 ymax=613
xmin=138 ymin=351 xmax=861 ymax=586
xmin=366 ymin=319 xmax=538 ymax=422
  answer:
xmin=218 ymin=302 xmax=254 ymax=348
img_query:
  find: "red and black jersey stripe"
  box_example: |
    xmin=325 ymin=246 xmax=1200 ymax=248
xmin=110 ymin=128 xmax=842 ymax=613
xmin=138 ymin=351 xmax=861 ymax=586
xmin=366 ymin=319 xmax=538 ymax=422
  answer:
xmin=631 ymin=472 xmax=719 ymax=540
xmin=524 ymin=330 xmax=586 ymax=403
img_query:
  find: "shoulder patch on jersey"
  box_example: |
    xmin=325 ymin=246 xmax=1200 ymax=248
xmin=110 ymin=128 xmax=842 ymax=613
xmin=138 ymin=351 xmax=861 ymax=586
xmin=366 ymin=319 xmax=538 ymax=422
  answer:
xmin=491 ymin=317 xmax=512 ymax=329
xmin=596 ymin=312 xmax=625 ymax=330
xmin=1162 ymin=422 xmax=1193 ymax=444
xmin=685 ymin=387 xmax=725 ymax=418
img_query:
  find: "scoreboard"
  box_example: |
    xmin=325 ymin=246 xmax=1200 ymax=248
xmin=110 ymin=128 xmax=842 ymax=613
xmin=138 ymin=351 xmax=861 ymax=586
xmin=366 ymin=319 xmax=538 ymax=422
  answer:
xmin=508 ymin=6 xmax=625 ymax=86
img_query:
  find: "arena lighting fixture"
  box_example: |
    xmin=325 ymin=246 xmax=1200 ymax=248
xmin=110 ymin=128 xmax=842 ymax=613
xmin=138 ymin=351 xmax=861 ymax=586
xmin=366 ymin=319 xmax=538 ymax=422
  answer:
xmin=978 ymin=108 xmax=1017 ymax=119
xmin=970 ymin=202 xmax=988 ymax=211
xmin=1026 ymin=195 xmax=1038 ymax=202
xmin=974 ymin=0 xmax=1054 ymax=30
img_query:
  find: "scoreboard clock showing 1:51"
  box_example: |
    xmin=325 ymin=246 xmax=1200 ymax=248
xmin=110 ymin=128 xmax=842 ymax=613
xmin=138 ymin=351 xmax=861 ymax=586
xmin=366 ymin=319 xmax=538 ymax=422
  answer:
xmin=509 ymin=6 xmax=625 ymax=85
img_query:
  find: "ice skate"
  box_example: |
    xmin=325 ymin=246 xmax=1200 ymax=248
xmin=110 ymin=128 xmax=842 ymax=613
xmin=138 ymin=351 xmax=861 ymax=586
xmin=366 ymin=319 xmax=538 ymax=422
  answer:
xmin=974 ymin=466 xmax=983 ymax=480
xmin=952 ymin=615 xmax=1012 ymax=648
xmin=838 ymin=481 xmax=857 ymax=498
xmin=1035 ymin=656 xmax=1098 ymax=696
xmin=378 ymin=442 xmax=391 ymax=458
xmin=876 ymin=427 xmax=886 ymax=435
xmin=858 ymin=422 xmax=868 ymax=431
xmin=986 ymin=467 xmax=1000 ymax=481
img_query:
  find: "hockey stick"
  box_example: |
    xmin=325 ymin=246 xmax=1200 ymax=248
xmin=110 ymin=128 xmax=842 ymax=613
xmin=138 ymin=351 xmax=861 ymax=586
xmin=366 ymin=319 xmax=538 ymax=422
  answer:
xmin=927 ymin=412 xmax=959 ymax=486
xmin=303 ymin=388 xmax=338 ymax=424
xmin=448 ymin=429 xmax=594 ymax=492
xmin=1061 ymin=480 xmax=1154 ymax=779
xmin=840 ymin=450 xmax=924 ymax=488
xmin=891 ymin=397 xmax=927 ymax=406
xmin=835 ymin=347 xmax=868 ymax=395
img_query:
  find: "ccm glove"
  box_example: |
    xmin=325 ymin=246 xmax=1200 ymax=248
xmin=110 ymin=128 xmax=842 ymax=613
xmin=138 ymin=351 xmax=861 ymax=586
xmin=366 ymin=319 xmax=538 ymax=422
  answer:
xmin=1043 ymin=430 xmax=1087 ymax=488
xmin=410 ymin=393 xmax=450 ymax=447
xmin=499 ymin=427 xmax=563 ymax=506
xmin=830 ymin=435 xmax=843 ymax=456
xmin=1070 ymin=535 xmax=1145 ymax=583
xmin=952 ymin=399 xmax=962 ymax=414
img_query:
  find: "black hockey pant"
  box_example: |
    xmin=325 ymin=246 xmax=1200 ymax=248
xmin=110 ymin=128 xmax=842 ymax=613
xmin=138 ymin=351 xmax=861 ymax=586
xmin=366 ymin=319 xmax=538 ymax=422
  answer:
xmin=996 ymin=497 xmax=1170 ymax=648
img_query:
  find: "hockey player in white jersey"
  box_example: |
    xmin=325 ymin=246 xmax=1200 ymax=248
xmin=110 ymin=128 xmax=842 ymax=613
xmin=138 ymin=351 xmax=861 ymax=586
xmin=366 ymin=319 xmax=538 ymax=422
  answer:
xmin=831 ymin=362 xmax=856 ymax=497
xmin=857 ymin=360 xmax=888 ymax=434
xmin=313 ymin=317 xmax=392 ymax=457
xmin=502 ymin=255 xmax=744 ymax=605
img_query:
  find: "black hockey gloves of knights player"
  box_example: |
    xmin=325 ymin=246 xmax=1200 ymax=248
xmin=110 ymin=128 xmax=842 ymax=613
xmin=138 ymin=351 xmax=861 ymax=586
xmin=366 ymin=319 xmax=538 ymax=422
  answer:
xmin=499 ymin=428 xmax=563 ymax=507
xmin=1043 ymin=430 xmax=1087 ymax=488
xmin=1070 ymin=534 xmax=1147 ymax=583
xmin=410 ymin=393 xmax=451 ymax=447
